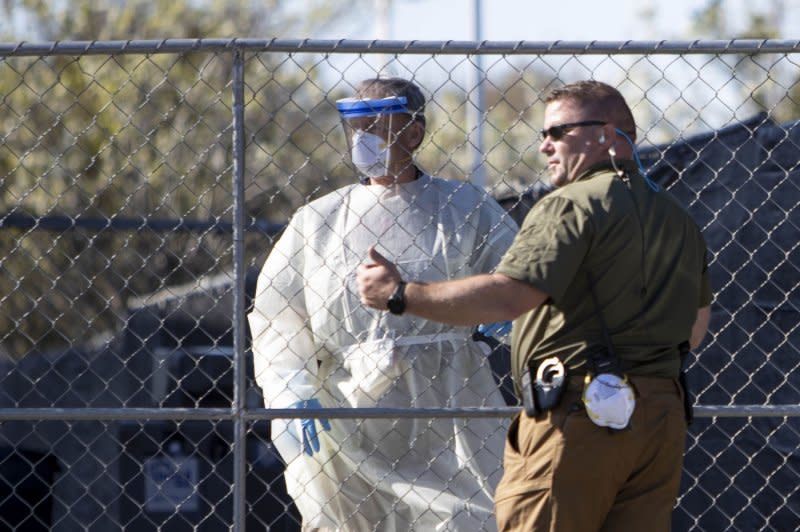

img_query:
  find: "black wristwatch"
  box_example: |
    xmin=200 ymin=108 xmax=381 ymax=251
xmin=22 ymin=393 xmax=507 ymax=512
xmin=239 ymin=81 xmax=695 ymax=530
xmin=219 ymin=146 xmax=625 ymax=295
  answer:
xmin=387 ymin=281 xmax=407 ymax=315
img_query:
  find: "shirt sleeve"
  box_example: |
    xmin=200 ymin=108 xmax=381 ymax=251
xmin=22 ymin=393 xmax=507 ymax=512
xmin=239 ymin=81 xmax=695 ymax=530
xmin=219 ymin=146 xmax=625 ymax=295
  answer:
xmin=496 ymin=195 xmax=592 ymax=303
xmin=248 ymin=208 xmax=322 ymax=408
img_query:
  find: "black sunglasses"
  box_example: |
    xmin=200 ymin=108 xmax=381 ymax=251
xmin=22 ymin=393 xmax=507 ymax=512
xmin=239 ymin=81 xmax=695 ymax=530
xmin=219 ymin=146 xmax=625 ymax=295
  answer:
xmin=540 ymin=120 xmax=607 ymax=141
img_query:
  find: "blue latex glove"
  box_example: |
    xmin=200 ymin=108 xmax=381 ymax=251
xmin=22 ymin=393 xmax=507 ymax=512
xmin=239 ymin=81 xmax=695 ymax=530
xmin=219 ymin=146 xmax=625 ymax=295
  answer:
xmin=291 ymin=399 xmax=331 ymax=456
xmin=477 ymin=321 xmax=512 ymax=338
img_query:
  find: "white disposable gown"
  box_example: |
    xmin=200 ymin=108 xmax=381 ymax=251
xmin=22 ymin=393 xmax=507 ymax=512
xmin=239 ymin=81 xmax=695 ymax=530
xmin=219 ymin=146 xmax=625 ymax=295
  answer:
xmin=249 ymin=174 xmax=518 ymax=531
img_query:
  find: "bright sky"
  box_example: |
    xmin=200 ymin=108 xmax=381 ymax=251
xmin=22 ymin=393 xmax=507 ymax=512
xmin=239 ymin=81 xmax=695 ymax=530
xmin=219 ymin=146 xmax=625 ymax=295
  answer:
xmin=317 ymin=0 xmax=799 ymax=42
xmin=375 ymin=0 xmax=691 ymax=41
xmin=306 ymin=0 xmax=800 ymax=140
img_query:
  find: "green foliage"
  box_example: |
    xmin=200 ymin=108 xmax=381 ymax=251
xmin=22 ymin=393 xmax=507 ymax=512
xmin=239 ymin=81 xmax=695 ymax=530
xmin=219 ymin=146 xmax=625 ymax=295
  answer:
xmin=421 ymin=67 xmax=547 ymax=190
xmin=0 ymin=0 xmax=347 ymax=356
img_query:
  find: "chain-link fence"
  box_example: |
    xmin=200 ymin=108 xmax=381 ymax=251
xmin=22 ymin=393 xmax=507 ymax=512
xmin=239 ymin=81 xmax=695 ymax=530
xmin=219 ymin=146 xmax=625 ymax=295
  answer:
xmin=0 ymin=39 xmax=798 ymax=531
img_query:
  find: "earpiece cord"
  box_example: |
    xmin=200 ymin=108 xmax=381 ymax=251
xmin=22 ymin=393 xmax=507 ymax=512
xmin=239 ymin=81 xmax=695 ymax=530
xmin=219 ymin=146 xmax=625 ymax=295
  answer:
xmin=607 ymin=145 xmax=625 ymax=180
xmin=613 ymin=129 xmax=661 ymax=192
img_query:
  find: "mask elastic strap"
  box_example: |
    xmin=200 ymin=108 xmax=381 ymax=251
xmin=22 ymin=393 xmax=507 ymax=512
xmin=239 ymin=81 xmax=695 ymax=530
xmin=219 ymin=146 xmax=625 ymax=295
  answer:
xmin=614 ymin=128 xmax=660 ymax=192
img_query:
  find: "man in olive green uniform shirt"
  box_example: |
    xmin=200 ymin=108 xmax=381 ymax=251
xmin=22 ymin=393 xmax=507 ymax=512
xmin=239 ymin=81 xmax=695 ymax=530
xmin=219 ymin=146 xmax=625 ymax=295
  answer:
xmin=357 ymin=80 xmax=712 ymax=531
xmin=502 ymin=155 xmax=710 ymax=383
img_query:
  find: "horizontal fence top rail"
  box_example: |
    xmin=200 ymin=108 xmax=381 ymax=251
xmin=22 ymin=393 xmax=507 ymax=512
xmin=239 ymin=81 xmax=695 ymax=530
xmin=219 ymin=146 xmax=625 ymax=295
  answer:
xmin=1 ymin=38 xmax=800 ymax=56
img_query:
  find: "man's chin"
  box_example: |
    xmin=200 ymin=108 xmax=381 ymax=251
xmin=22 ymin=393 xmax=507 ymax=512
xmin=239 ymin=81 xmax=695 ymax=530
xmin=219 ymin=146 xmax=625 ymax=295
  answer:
xmin=549 ymin=173 xmax=566 ymax=188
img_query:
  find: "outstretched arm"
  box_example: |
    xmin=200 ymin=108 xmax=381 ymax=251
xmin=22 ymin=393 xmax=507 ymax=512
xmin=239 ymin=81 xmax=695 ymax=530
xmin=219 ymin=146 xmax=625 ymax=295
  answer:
xmin=357 ymin=246 xmax=547 ymax=325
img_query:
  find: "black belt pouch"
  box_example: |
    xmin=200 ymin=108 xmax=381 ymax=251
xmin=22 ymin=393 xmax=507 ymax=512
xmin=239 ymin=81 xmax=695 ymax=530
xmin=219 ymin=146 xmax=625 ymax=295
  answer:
xmin=521 ymin=358 xmax=566 ymax=417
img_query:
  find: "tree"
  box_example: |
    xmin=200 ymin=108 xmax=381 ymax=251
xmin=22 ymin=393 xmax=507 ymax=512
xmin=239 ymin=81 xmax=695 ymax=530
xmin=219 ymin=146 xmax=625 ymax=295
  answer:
xmin=0 ymin=0 xmax=353 ymax=356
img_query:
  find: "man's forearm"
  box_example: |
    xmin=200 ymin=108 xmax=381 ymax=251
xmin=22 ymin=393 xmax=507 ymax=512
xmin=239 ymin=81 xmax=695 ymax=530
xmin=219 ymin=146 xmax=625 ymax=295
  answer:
xmin=689 ymin=305 xmax=711 ymax=350
xmin=356 ymin=246 xmax=547 ymax=324
xmin=404 ymin=273 xmax=546 ymax=326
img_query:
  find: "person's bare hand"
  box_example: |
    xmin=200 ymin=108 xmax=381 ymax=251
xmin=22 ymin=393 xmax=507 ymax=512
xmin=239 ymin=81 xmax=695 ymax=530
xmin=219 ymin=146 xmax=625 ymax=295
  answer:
xmin=356 ymin=246 xmax=402 ymax=310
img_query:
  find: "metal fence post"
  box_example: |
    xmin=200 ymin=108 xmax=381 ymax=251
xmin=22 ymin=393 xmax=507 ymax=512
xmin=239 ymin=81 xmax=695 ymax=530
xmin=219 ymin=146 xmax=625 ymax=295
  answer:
xmin=231 ymin=46 xmax=248 ymax=532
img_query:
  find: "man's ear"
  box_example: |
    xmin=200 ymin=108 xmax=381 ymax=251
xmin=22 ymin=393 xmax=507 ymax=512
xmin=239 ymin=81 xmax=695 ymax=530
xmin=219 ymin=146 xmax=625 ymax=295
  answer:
xmin=598 ymin=123 xmax=613 ymax=145
xmin=404 ymin=120 xmax=425 ymax=151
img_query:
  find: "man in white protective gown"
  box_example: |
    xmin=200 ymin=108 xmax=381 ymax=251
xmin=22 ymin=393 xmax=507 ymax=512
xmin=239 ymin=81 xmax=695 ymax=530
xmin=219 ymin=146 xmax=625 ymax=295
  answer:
xmin=249 ymin=77 xmax=518 ymax=531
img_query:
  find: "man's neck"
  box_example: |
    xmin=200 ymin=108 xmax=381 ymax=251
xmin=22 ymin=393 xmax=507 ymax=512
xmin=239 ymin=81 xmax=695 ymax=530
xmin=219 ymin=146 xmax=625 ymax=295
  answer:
xmin=369 ymin=165 xmax=420 ymax=185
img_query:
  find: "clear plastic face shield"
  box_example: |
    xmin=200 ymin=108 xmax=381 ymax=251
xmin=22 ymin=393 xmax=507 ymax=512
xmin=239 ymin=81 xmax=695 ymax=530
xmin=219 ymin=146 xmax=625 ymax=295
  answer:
xmin=335 ymin=95 xmax=410 ymax=179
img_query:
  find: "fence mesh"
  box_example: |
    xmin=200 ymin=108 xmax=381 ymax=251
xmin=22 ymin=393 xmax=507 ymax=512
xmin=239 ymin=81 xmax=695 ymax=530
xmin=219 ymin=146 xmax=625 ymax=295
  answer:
xmin=0 ymin=40 xmax=797 ymax=531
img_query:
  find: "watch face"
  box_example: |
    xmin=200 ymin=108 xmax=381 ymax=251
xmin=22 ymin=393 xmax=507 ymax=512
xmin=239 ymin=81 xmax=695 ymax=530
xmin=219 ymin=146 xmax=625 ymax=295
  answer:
xmin=387 ymin=298 xmax=403 ymax=314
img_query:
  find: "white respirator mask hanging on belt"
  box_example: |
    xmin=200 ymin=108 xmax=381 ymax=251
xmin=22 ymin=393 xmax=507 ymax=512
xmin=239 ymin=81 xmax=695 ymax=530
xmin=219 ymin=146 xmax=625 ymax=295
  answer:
xmin=581 ymin=272 xmax=636 ymax=430
xmin=335 ymin=95 xmax=410 ymax=179
xmin=582 ymin=372 xmax=636 ymax=429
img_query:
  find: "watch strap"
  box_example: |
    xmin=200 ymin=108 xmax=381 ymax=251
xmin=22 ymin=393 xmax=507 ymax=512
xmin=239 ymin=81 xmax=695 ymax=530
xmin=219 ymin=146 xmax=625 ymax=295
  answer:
xmin=387 ymin=280 xmax=407 ymax=315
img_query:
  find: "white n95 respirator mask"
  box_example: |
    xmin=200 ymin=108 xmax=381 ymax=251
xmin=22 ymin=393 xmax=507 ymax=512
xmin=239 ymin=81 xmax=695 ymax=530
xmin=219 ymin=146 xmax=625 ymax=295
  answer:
xmin=350 ymin=130 xmax=390 ymax=178
xmin=582 ymin=373 xmax=636 ymax=429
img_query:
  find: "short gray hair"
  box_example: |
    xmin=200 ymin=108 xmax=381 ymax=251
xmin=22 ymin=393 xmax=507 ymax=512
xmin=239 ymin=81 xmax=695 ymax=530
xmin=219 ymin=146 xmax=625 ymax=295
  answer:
xmin=355 ymin=77 xmax=427 ymax=127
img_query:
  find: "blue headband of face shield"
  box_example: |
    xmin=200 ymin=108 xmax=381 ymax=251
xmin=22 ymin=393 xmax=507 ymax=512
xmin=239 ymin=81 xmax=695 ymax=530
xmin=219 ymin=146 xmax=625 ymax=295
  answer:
xmin=335 ymin=96 xmax=410 ymax=118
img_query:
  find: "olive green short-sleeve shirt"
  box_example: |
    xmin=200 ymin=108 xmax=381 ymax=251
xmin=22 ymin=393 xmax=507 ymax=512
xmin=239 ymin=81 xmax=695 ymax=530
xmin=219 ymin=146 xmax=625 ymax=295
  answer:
xmin=497 ymin=162 xmax=712 ymax=389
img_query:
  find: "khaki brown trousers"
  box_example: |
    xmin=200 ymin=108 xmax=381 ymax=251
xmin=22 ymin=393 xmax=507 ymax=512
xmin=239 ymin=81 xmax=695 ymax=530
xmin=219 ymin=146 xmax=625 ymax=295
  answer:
xmin=495 ymin=375 xmax=687 ymax=532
